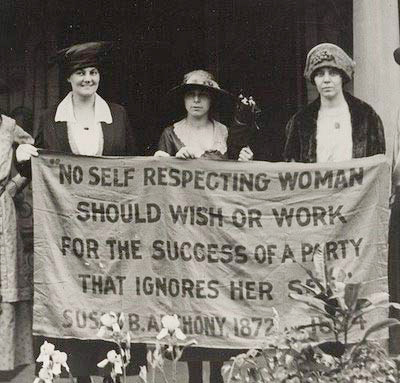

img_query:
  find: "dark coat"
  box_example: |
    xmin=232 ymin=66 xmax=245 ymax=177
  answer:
xmin=29 ymin=101 xmax=146 ymax=376
xmin=35 ymin=102 xmax=137 ymax=155
xmin=17 ymin=102 xmax=137 ymax=178
xmin=283 ymin=92 xmax=385 ymax=162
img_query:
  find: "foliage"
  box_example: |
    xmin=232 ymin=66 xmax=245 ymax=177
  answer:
xmin=222 ymin=246 xmax=400 ymax=383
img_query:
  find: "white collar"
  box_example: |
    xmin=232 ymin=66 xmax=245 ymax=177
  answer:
xmin=54 ymin=92 xmax=113 ymax=124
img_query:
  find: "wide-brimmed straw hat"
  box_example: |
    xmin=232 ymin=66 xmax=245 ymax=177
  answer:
xmin=168 ymin=69 xmax=234 ymax=103
xmin=52 ymin=41 xmax=113 ymax=77
xmin=304 ymin=43 xmax=355 ymax=83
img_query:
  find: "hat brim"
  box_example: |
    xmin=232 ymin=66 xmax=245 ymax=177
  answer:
xmin=161 ymin=83 xmax=236 ymax=125
xmin=167 ymin=83 xmax=235 ymax=101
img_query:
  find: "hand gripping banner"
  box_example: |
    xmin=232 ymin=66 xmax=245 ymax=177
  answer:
xmin=32 ymin=153 xmax=390 ymax=348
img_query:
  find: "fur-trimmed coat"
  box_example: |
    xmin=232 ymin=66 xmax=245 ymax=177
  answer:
xmin=283 ymin=92 xmax=385 ymax=162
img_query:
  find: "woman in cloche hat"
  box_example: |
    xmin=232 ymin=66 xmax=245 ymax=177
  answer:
xmin=284 ymin=42 xmax=385 ymax=163
xmin=15 ymin=42 xmax=144 ymax=383
xmin=155 ymin=69 xmax=255 ymax=161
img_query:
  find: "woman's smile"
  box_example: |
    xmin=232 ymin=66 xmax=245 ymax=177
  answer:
xmin=68 ymin=67 xmax=100 ymax=97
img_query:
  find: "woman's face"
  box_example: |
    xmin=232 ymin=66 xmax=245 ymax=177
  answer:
xmin=313 ymin=67 xmax=343 ymax=100
xmin=184 ymin=89 xmax=211 ymax=118
xmin=68 ymin=67 xmax=100 ymax=97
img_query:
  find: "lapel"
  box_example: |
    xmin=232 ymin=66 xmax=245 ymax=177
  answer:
xmin=53 ymin=120 xmax=73 ymax=153
xmin=101 ymin=120 xmax=115 ymax=156
xmin=300 ymin=98 xmax=320 ymax=162
xmin=343 ymin=92 xmax=365 ymax=158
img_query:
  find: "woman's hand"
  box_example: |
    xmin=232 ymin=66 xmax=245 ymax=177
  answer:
xmin=238 ymin=146 xmax=254 ymax=161
xmin=176 ymin=147 xmax=197 ymax=159
xmin=16 ymin=144 xmax=38 ymax=162
xmin=154 ymin=150 xmax=170 ymax=157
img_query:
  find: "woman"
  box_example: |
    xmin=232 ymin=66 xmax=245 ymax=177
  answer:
xmin=156 ymin=69 xmax=254 ymax=162
xmin=284 ymin=43 xmax=385 ymax=163
xmin=0 ymin=114 xmax=34 ymax=371
xmin=16 ymin=41 xmax=144 ymax=383
xmin=156 ymin=69 xmax=254 ymax=383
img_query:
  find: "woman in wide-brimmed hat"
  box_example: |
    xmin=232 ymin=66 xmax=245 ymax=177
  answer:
xmin=284 ymin=42 xmax=385 ymax=163
xmin=15 ymin=41 xmax=144 ymax=383
xmin=155 ymin=69 xmax=255 ymax=161
xmin=155 ymin=69 xmax=256 ymax=383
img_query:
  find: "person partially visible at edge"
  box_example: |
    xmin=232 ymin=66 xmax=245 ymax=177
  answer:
xmin=0 ymin=113 xmax=34 ymax=372
xmin=388 ymin=46 xmax=400 ymax=355
xmin=15 ymin=42 xmax=144 ymax=383
xmin=155 ymin=69 xmax=256 ymax=162
xmin=284 ymin=42 xmax=385 ymax=163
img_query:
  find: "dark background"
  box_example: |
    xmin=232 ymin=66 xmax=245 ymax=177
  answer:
xmin=0 ymin=0 xmax=353 ymax=160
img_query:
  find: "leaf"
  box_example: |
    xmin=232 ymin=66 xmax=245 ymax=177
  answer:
xmin=353 ymin=301 xmax=400 ymax=323
xmin=289 ymin=293 xmax=327 ymax=312
xmin=354 ymin=298 xmax=372 ymax=311
xmin=344 ymin=283 xmax=361 ymax=311
xmin=360 ymin=318 xmax=400 ymax=343
xmin=295 ymin=261 xmax=326 ymax=293
xmin=313 ymin=245 xmax=327 ymax=288
xmin=390 ymin=302 xmax=400 ymax=310
xmin=317 ymin=341 xmax=345 ymax=357
xmin=367 ymin=292 xmax=389 ymax=306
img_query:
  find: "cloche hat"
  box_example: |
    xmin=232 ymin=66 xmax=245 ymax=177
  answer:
xmin=304 ymin=43 xmax=355 ymax=83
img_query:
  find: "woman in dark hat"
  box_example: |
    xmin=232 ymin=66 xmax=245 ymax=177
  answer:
xmin=284 ymin=43 xmax=385 ymax=162
xmin=15 ymin=42 xmax=143 ymax=383
xmin=155 ymin=69 xmax=255 ymax=161
xmin=17 ymin=41 xmax=136 ymax=162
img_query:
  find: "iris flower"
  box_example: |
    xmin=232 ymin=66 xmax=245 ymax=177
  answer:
xmin=156 ymin=314 xmax=186 ymax=340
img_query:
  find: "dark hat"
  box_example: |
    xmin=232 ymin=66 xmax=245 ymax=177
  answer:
xmin=53 ymin=41 xmax=113 ymax=77
xmin=394 ymin=47 xmax=400 ymax=65
xmin=168 ymin=70 xmax=234 ymax=102
xmin=304 ymin=43 xmax=355 ymax=83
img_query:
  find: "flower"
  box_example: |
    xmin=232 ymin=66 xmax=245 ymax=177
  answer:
xmin=51 ymin=350 xmax=69 ymax=375
xmin=36 ymin=341 xmax=56 ymax=368
xmin=37 ymin=367 xmax=53 ymax=383
xmin=97 ymin=350 xmax=123 ymax=375
xmin=97 ymin=312 xmax=121 ymax=337
xmin=139 ymin=365 xmax=147 ymax=382
xmin=156 ymin=314 xmax=186 ymax=340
